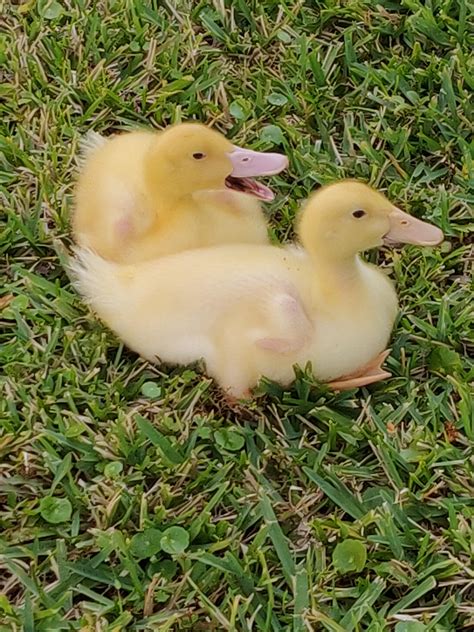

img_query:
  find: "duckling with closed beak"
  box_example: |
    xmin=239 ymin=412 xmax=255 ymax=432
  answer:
xmin=71 ymin=180 xmax=443 ymax=398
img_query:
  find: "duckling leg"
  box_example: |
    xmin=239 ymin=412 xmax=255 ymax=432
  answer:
xmin=327 ymin=350 xmax=391 ymax=391
xmin=223 ymin=388 xmax=252 ymax=407
xmin=208 ymin=354 xmax=255 ymax=403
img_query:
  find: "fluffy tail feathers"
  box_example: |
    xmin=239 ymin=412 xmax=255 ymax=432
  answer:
xmin=76 ymin=131 xmax=107 ymax=170
xmin=68 ymin=247 xmax=127 ymax=318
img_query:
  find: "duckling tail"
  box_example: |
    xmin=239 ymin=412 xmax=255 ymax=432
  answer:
xmin=69 ymin=247 xmax=128 ymax=320
xmin=76 ymin=131 xmax=107 ymax=169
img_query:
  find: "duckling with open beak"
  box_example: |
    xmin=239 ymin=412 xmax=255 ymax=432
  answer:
xmin=73 ymin=123 xmax=288 ymax=263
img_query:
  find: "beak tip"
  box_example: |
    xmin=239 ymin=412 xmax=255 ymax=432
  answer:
xmin=388 ymin=208 xmax=444 ymax=247
xmin=423 ymin=227 xmax=444 ymax=246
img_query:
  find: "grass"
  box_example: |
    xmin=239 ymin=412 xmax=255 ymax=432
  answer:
xmin=1 ymin=0 xmax=473 ymax=630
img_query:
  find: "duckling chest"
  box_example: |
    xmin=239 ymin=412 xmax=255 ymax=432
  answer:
xmin=304 ymin=269 xmax=398 ymax=380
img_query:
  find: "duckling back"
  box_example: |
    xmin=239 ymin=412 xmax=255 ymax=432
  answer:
xmin=73 ymin=132 xmax=156 ymax=261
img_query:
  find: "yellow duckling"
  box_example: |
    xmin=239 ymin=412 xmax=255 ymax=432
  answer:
xmin=71 ymin=181 xmax=443 ymax=398
xmin=72 ymin=123 xmax=288 ymax=263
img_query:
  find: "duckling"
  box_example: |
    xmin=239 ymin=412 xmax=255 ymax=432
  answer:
xmin=73 ymin=123 xmax=288 ymax=263
xmin=71 ymin=181 xmax=443 ymax=398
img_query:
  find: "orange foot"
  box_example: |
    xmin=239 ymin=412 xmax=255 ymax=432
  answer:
xmin=327 ymin=350 xmax=391 ymax=391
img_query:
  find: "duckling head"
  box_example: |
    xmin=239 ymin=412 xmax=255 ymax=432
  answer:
xmin=298 ymin=180 xmax=444 ymax=260
xmin=145 ymin=123 xmax=288 ymax=202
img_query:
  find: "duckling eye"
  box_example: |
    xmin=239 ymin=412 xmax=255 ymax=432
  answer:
xmin=352 ymin=209 xmax=366 ymax=219
xmin=192 ymin=152 xmax=206 ymax=160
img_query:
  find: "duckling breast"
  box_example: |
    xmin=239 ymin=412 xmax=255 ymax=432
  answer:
xmin=303 ymin=266 xmax=398 ymax=380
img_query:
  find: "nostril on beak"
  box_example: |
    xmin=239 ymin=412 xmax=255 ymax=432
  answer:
xmin=400 ymin=220 xmax=409 ymax=226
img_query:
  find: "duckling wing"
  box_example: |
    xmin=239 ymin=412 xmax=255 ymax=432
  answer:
xmin=255 ymin=289 xmax=313 ymax=354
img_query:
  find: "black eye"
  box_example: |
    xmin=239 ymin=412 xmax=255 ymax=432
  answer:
xmin=352 ymin=209 xmax=366 ymax=218
xmin=192 ymin=152 xmax=206 ymax=160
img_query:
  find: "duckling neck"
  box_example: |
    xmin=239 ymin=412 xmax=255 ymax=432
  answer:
xmin=308 ymin=250 xmax=363 ymax=286
xmin=145 ymin=176 xmax=188 ymax=206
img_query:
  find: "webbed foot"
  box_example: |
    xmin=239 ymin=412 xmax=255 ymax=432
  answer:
xmin=328 ymin=350 xmax=391 ymax=391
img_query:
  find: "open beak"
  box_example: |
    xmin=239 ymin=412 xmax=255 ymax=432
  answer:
xmin=383 ymin=207 xmax=444 ymax=246
xmin=224 ymin=146 xmax=288 ymax=201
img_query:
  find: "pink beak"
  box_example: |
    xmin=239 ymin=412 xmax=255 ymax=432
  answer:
xmin=384 ymin=207 xmax=444 ymax=246
xmin=227 ymin=146 xmax=288 ymax=177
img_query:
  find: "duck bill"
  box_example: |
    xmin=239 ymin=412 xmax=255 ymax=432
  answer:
xmin=227 ymin=146 xmax=288 ymax=177
xmin=383 ymin=207 xmax=444 ymax=246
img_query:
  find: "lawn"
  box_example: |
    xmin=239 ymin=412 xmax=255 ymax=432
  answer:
xmin=1 ymin=0 xmax=473 ymax=630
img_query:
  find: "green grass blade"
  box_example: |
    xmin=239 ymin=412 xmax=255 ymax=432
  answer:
xmin=303 ymin=467 xmax=366 ymax=519
xmin=388 ymin=577 xmax=437 ymax=616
